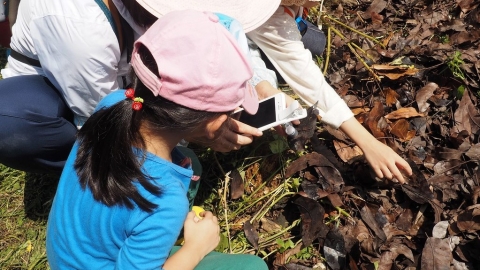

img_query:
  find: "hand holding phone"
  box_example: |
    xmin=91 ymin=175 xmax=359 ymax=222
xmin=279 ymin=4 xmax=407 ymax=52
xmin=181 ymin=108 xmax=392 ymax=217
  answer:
xmin=231 ymin=93 xmax=307 ymax=132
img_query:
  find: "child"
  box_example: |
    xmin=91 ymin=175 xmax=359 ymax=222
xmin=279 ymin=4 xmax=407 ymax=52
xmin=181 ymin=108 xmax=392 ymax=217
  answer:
xmin=46 ymin=10 xmax=267 ymax=270
xmin=247 ymin=1 xmax=414 ymax=183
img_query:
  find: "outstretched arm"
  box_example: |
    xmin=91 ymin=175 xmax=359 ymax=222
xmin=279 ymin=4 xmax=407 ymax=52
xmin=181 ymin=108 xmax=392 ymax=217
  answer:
xmin=339 ymin=117 xmax=413 ymax=183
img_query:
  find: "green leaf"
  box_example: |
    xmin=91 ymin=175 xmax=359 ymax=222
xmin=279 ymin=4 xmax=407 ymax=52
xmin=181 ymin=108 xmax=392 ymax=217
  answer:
xmin=269 ymin=139 xmax=288 ymax=154
xmin=215 ymin=233 xmax=229 ymax=252
xmin=456 ymin=85 xmax=465 ymax=99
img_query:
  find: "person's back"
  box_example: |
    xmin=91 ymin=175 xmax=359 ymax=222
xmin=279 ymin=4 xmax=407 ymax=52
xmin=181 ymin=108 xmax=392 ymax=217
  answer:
xmin=3 ymin=0 xmax=131 ymax=120
xmin=0 ymin=0 xmax=146 ymax=173
xmin=47 ymin=116 xmax=192 ymax=268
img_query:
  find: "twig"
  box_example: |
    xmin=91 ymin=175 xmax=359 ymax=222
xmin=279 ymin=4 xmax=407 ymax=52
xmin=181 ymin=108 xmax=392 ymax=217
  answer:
xmin=347 ymin=42 xmax=381 ymax=81
xmin=322 ymin=15 xmax=386 ymax=48
xmin=213 ymin=152 xmax=226 ymax=176
xmin=222 ymin=171 xmax=232 ymax=253
xmin=323 ymin=26 xmax=332 ymax=75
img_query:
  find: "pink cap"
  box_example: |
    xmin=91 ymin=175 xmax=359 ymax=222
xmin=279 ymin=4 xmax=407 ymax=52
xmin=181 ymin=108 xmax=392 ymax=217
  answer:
xmin=130 ymin=9 xmax=258 ymax=115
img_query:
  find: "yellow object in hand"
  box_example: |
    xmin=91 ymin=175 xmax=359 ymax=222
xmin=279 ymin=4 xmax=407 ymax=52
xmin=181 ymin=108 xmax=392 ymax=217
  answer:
xmin=192 ymin=206 xmax=205 ymax=219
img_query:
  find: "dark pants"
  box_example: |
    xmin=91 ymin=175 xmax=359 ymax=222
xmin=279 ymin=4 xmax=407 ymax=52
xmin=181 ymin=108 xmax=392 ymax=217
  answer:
xmin=302 ymin=20 xmax=327 ymax=57
xmin=260 ymin=20 xmax=327 ymax=84
xmin=0 ymin=75 xmax=77 ymax=173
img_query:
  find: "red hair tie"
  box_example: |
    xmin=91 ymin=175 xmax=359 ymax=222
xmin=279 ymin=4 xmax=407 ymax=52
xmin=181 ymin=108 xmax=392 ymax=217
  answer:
xmin=125 ymin=88 xmax=143 ymax=111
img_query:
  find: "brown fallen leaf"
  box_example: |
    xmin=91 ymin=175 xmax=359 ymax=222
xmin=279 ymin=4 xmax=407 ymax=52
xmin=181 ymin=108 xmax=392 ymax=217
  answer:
xmin=327 ymin=193 xmax=344 ymax=208
xmin=384 ymin=88 xmax=400 ymax=106
xmin=455 ymin=205 xmax=480 ymax=233
xmin=416 ymin=82 xmax=438 ymax=113
xmin=244 ymin=220 xmax=259 ymax=250
xmin=378 ymin=242 xmax=414 ymax=269
xmin=390 ymin=119 xmax=416 ymax=142
xmin=372 ymin=64 xmax=420 ymax=80
xmin=288 ymin=105 xmax=319 ymax=151
xmin=396 ymin=208 xmax=414 ymax=232
xmin=333 ymin=140 xmax=364 ymax=163
xmin=351 ymin=107 xmax=370 ymax=115
xmin=385 ymin=107 xmax=424 ymax=120
xmin=454 ymin=90 xmax=480 ymax=135
xmin=229 ymin=169 xmax=244 ymax=200
xmin=399 ymin=159 xmax=434 ymax=204
xmin=359 ymin=203 xmax=387 ymax=242
xmin=458 ymin=0 xmax=478 ymax=13
xmin=292 ymin=195 xmax=329 ymax=246
xmin=313 ymin=165 xmax=344 ymax=193
xmin=421 ymin=237 xmax=453 ymax=270
xmin=342 ymin=95 xmax=365 ymax=107
xmin=361 ymin=0 xmax=387 ymax=20
xmin=433 ymin=160 xmax=463 ymax=175
xmin=260 ymin=217 xmax=282 ymax=234
xmin=365 ymin=101 xmax=386 ymax=140
xmin=434 ymin=146 xmax=464 ymax=160
xmin=352 ymin=220 xmax=371 ymax=243
xmin=285 ymin=152 xmax=337 ymax=178
xmin=465 ymin=143 xmax=480 ymax=160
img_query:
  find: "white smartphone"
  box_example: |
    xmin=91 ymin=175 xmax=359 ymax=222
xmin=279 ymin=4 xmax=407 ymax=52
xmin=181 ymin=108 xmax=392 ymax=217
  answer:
xmin=231 ymin=93 xmax=307 ymax=131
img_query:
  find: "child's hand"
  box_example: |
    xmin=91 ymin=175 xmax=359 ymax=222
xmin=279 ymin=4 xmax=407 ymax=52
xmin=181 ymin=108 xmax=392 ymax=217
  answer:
xmin=361 ymin=139 xmax=413 ymax=184
xmin=182 ymin=211 xmax=220 ymax=259
xmin=163 ymin=211 xmax=220 ymax=269
xmin=339 ymin=117 xmax=413 ymax=184
xmin=188 ymin=114 xmax=262 ymax=152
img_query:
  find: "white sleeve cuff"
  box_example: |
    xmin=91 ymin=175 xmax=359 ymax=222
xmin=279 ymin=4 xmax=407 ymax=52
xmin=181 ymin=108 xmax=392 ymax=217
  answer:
xmin=317 ymin=99 xmax=354 ymax=129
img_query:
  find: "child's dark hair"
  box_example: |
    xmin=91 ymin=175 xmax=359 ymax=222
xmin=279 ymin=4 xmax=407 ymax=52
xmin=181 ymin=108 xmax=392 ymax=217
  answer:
xmin=75 ymin=44 xmax=225 ymax=212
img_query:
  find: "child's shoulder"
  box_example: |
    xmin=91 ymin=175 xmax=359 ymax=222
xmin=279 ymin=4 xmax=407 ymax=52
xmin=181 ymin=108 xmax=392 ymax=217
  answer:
xmin=95 ymin=89 xmax=126 ymax=112
xmin=142 ymin=150 xmax=193 ymax=190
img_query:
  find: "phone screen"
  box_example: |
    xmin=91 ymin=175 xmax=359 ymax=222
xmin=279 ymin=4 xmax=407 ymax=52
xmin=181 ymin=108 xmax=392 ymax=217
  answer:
xmin=231 ymin=97 xmax=276 ymax=129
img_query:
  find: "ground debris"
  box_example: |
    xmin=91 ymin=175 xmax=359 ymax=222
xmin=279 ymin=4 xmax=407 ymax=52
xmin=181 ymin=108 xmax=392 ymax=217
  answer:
xmin=198 ymin=0 xmax=480 ymax=268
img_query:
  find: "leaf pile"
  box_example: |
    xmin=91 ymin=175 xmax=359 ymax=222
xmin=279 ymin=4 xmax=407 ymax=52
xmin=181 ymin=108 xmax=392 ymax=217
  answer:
xmin=197 ymin=0 xmax=480 ymax=269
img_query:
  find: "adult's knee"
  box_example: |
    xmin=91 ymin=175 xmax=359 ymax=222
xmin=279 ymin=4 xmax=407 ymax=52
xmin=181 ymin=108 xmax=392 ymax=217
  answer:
xmin=0 ymin=75 xmax=76 ymax=173
xmin=301 ymin=21 xmax=326 ymax=57
xmin=0 ymin=114 xmax=76 ymax=173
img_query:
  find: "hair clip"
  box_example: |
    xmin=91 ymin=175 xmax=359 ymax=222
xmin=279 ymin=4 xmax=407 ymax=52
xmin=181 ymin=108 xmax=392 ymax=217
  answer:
xmin=125 ymin=88 xmax=144 ymax=111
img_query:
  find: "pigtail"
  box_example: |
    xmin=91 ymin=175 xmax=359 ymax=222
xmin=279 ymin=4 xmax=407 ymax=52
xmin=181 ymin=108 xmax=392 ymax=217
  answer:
xmin=75 ymin=99 xmax=161 ymax=212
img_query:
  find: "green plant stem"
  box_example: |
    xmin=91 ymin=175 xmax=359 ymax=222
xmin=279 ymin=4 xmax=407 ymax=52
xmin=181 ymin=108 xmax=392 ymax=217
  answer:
xmin=229 ymin=166 xmax=283 ymax=218
xmin=322 ymin=15 xmax=385 ymax=48
xmin=222 ymin=172 xmax=232 ymax=253
xmin=251 ymin=191 xmax=296 ymax=223
xmin=258 ymin=219 xmax=301 ymax=247
xmin=323 ymin=25 xmax=332 ymax=75
xmin=350 ymin=42 xmax=375 ymax=62
xmin=347 ymin=42 xmax=381 ymax=81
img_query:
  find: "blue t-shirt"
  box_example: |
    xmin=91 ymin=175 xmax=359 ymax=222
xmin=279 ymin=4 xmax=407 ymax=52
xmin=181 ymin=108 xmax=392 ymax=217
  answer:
xmin=46 ymin=90 xmax=192 ymax=269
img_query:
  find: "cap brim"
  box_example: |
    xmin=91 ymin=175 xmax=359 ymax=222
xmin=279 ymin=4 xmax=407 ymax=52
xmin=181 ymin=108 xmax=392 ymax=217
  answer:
xmin=241 ymin=83 xmax=259 ymax=115
xmin=135 ymin=0 xmax=281 ymax=32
